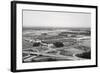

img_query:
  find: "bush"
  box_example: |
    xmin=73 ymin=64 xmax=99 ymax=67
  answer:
xmin=76 ymin=51 xmax=91 ymax=59
xmin=33 ymin=42 xmax=41 ymax=47
xmin=53 ymin=42 xmax=64 ymax=48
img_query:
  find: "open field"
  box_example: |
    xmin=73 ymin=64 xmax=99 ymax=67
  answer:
xmin=22 ymin=27 xmax=91 ymax=63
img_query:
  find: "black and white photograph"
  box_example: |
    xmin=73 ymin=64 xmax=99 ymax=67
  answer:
xmin=22 ymin=10 xmax=91 ymax=63
xmin=11 ymin=1 xmax=97 ymax=72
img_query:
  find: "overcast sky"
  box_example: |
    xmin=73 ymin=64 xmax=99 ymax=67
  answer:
xmin=23 ymin=10 xmax=91 ymax=28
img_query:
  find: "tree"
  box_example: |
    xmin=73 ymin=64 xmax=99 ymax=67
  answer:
xmin=53 ymin=42 xmax=64 ymax=47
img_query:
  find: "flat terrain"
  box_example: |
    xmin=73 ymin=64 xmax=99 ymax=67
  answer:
xmin=22 ymin=27 xmax=91 ymax=63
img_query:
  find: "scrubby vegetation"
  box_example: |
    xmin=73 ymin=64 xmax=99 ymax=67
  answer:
xmin=22 ymin=27 xmax=91 ymax=63
xmin=76 ymin=51 xmax=91 ymax=59
xmin=33 ymin=42 xmax=41 ymax=47
xmin=53 ymin=42 xmax=64 ymax=47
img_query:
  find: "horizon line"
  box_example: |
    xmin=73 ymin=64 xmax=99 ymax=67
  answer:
xmin=23 ymin=26 xmax=91 ymax=28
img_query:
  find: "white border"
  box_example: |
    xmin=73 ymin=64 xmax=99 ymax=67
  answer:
xmin=16 ymin=3 xmax=96 ymax=70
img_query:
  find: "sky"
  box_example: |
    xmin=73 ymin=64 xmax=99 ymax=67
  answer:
xmin=23 ymin=10 xmax=91 ymax=28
